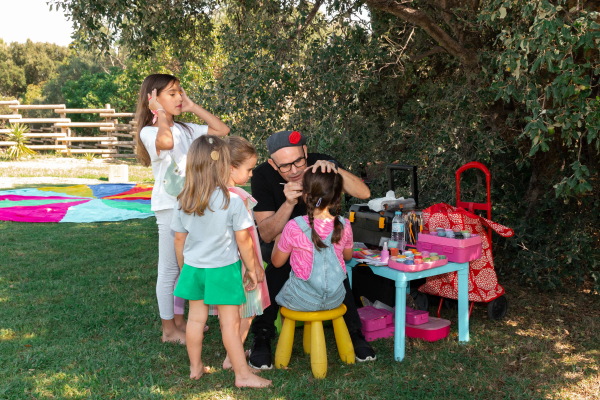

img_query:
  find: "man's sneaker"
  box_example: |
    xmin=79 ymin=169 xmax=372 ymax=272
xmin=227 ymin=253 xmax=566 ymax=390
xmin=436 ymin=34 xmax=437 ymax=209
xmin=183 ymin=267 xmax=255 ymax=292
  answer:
xmin=248 ymin=329 xmax=273 ymax=370
xmin=350 ymin=330 xmax=377 ymax=362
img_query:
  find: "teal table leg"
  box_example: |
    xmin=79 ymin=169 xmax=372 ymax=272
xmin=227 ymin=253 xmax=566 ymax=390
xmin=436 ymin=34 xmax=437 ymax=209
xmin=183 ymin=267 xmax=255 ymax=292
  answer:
xmin=394 ymin=280 xmax=408 ymax=361
xmin=457 ymin=263 xmax=469 ymax=343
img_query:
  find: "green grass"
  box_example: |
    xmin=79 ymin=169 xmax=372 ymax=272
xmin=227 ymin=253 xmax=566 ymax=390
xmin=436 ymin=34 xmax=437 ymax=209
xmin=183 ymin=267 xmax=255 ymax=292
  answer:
xmin=1 ymin=220 xmax=599 ymax=399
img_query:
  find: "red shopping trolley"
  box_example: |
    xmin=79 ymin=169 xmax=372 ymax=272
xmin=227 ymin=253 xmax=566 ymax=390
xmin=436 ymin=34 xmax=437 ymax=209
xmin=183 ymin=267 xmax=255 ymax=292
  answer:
xmin=417 ymin=162 xmax=514 ymax=320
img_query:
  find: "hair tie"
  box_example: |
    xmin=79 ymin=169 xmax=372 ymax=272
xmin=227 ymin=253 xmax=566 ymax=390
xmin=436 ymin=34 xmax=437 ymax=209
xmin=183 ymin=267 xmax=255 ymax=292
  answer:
xmin=210 ymin=150 xmax=220 ymax=161
xmin=208 ymin=138 xmax=214 ymax=144
xmin=151 ymin=109 xmax=165 ymax=124
xmin=316 ymin=198 xmax=322 ymax=207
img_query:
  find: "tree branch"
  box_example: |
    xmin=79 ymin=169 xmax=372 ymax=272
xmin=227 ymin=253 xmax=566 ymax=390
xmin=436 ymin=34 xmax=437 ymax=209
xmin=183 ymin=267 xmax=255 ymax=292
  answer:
xmin=283 ymin=0 xmax=325 ymax=51
xmin=366 ymin=0 xmax=478 ymax=66
xmin=409 ymin=46 xmax=447 ymax=62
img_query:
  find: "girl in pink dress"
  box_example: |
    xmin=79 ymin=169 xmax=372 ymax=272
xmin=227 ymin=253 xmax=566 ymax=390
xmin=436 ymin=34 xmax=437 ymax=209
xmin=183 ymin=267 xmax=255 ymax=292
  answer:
xmin=209 ymin=136 xmax=270 ymax=369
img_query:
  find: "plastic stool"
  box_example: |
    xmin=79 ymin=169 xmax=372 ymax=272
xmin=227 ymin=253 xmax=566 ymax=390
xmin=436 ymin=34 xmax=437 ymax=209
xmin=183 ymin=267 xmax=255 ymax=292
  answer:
xmin=274 ymin=304 xmax=355 ymax=379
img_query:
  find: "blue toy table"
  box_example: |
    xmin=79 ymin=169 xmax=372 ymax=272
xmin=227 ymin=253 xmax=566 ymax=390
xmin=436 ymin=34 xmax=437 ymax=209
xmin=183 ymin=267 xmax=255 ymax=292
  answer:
xmin=346 ymin=259 xmax=470 ymax=361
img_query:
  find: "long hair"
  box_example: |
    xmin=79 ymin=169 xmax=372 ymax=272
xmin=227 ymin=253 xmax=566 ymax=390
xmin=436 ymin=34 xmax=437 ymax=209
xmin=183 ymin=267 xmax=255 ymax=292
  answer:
xmin=225 ymin=136 xmax=257 ymax=168
xmin=302 ymin=170 xmax=344 ymax=249
xmin=135 ymin=73 xmax=191 ymax=167
xmin=177 ymin=135 xmax=231 ymax=216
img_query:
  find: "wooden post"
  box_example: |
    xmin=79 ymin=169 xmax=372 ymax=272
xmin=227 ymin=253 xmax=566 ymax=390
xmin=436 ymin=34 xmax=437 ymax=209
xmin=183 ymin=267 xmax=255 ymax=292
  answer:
xmin=58 ymin=112 xmax=67 ymax=148
xmin=105 ymin=104 xmax=114 ymax=160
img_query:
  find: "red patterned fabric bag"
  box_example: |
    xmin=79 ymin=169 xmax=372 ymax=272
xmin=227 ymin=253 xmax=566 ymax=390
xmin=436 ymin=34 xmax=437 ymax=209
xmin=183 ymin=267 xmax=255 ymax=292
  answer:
xmin=418 ymin=203 xmax=514 ymax=302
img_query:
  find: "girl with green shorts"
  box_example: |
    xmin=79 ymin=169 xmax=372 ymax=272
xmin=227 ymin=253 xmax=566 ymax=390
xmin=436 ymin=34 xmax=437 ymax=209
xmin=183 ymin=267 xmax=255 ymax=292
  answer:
xmin=172 ymin=136 xmax=272 ymax=388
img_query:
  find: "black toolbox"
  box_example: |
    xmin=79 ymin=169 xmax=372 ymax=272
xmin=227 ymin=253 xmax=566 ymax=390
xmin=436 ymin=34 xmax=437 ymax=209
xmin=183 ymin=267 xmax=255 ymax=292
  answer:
xmin=349 ymin=164 xmax=418 ymax=246
xmin=349 ymin=164 xmax=426 ymax=309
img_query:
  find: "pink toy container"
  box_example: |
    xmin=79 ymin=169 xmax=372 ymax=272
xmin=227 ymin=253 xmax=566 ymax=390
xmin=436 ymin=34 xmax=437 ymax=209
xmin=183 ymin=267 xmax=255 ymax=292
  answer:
xmin=406 ymin=317 xmax=450 ymax=342
xmin=406 ymin=307 xmax=428 ymax=325
xmin=357 ymin=306 xmax=393 ymax=332
xmin=362 ymin=323 xmax=395 ymax=342
xmin=388 ymin=257 xmax=448 ymax=272
xmin=416 ymin=234 xmax=482 ymax=263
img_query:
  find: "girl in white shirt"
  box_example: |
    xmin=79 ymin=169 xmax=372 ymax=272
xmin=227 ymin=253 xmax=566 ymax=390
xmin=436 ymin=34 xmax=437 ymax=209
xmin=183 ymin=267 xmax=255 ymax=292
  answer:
xmin=135 ymin=73 xmax=229 ymax=344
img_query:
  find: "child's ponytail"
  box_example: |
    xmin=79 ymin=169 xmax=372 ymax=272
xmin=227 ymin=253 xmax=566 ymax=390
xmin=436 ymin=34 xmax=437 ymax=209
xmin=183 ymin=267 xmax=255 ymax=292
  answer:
xmin=302 ymin=169 xmax=345 ymax=250
xmin=306 ymin=193 xmax=327 ymax=250
xmin=330 ymin=184 xmax=344 ymax=244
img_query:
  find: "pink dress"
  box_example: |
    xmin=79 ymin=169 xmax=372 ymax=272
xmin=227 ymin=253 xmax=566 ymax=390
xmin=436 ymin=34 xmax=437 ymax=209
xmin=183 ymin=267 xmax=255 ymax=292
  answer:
xmin=277 ymin=216 xmax=353 ymax=281
xmin=208 ymin=187 xmax=271 ymax=317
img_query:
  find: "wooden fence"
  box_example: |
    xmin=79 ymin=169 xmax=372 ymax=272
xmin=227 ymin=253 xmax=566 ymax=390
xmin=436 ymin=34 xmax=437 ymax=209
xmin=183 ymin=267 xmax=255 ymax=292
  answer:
xmin=0 ymin=100 xmax=137 ymax=159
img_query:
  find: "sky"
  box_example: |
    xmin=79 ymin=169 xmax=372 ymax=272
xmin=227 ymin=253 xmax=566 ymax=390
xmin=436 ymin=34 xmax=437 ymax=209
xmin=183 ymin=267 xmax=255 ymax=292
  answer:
xmin=0 ymin=0 xmax=74 ymax=46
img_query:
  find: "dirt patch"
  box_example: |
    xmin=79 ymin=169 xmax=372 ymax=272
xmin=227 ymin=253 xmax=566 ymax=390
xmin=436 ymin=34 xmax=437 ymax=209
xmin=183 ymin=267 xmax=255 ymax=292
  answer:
xmin=0 ymin=177 xmax=105 ymax=189
xmin=0 ymin=155 xmax=153 ymax=188
xmin=0 ymin=157 xmax=107 ymax=170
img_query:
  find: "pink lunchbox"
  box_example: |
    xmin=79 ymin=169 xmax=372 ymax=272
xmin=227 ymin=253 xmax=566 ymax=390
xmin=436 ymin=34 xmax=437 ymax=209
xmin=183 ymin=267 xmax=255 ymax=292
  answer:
xmin=416 ymin=234 xmax=482 ymax=263
xmin=406 ymin=307 xmax=428 ymax=325
xmin=362 ymin=323 xmax=395 ymax=341
xmin=406 ymin=317 xmax=451 ymax=342
xmin=357 ymin=306 xmax=393 ymax=332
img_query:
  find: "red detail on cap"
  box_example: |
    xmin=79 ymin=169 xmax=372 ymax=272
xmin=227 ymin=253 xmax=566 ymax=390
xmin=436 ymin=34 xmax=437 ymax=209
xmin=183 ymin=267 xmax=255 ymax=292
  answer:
xmin=289 ymin=131 xmax=301 ymax=144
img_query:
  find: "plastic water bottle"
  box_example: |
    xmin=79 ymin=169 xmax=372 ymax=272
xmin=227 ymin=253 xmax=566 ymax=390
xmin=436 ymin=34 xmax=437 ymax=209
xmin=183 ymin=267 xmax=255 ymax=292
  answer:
xmin=391 ymin=211 xmax=404 ymax=242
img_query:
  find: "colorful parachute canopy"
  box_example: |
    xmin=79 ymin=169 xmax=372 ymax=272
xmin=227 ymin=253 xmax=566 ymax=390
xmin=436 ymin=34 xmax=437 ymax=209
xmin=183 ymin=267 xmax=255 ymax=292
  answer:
xmin=0 ymin=184 xmax=154 ymax=223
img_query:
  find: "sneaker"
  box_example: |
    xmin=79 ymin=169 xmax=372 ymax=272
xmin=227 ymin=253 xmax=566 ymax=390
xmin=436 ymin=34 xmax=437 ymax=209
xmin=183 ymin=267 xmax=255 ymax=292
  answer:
xmin=350 ymin=330 xmax=376 ymax=362
xmin=248 ymin=328 xmax=273 ymax=370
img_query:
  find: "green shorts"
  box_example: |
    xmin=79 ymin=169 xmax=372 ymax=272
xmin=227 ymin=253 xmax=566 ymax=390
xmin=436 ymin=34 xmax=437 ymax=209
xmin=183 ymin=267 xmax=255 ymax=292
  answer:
xmin=174 ymin=260 xmax=246 ymax=305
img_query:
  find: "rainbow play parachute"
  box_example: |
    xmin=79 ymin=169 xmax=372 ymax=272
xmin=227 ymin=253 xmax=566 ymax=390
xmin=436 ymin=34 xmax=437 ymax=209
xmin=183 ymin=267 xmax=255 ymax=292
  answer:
xmin=0 ymin=184 xmax=154 ymax=223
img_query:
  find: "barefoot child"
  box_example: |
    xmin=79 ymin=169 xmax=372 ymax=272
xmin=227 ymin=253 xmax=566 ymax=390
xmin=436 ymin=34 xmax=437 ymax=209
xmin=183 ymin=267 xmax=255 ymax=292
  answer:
xmin=172 ymin=136 xmax=272 ymax=388
xmin=272 ymin=170 xmax=353 ymax=312
xmin=210 ymin=136 xmax=270 ymax=369
xmin=136 ymin=74 xmax=228 ymax=343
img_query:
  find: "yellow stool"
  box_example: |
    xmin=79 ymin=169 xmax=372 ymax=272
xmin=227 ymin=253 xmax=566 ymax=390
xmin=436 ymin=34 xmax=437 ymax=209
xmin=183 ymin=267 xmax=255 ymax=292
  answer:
xmin=274 ymin=304 xmax=355 ymax=379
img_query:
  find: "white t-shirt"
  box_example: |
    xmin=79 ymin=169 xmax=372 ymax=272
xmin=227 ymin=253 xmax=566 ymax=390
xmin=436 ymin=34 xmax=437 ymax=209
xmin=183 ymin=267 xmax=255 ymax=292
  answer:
xmin=171 ymin=190 xmax=253 ymax=268
xmin=140 ymin=123 xmax=208 ymax=211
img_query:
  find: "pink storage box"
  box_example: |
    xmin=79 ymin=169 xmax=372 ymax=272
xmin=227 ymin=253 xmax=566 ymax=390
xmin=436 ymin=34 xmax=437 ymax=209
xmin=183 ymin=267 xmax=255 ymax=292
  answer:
xmin=362 ymin=323 xmax=394 ymax=342
xmin=406 ymin=307 xmax=428 ymax=325
xmin=362 ymin=316 xmax=450 ymax=342
xmin=406 ymin=317 xmax=450 ymax=342
xmin=388 ymin=258 xmax=448 ymax=272
xmin=357 ymin=306 xmax=393 ymax=332
xmin=416 ymin=234 xmax=482 ymax=263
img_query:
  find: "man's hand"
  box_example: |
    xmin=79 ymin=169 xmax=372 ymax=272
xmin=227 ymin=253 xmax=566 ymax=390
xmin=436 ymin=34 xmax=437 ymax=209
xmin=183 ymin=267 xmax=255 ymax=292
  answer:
xmin=307 ymin=160 xmax=338 ymax=174
xmin=283 ymin=181 xmax=303 ymax=206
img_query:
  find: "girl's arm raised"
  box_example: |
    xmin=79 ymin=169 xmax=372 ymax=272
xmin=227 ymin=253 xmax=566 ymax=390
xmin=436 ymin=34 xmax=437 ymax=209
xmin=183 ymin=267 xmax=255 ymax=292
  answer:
xmin=271 ymin=234 xmax=291 ymax=268
xmin=174 ymin=231 xmax=188 ymax=270
xmin=148 ymin=89 xmax=175 ymax=153
xmin=235 ymin=228 xmax=258 ymax=291
xmin=181 ymin=89 xmax=230 ymax=137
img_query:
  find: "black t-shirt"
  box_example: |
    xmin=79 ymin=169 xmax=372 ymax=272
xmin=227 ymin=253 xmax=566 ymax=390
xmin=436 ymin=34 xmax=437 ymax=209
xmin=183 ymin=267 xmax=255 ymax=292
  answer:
xmin=251 ymin=152 xmax=344 ymax=220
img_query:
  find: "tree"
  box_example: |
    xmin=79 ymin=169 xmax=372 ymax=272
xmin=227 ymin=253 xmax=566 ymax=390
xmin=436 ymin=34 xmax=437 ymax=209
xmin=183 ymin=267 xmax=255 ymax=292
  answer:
xmin=51 ymin=0 xmax=600 ymax=291
xmin=0 ymin=39 xmax=70 ymax=98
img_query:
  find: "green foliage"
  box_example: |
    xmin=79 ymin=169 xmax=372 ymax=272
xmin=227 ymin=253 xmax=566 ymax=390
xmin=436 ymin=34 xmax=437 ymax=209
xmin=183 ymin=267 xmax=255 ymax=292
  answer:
xmin=7 ymin=123 xmax=35 ymax=159
xmin=50 ymin=0 xmax=215 ymax=61
xmin=480 ymin=0 xmax=599 ymax=197
xmin=0 ymin=39 xmax=69 ymax=98
xmin=83 ymin=152 xmax=96 ymax=162
xmin=61 ymin=68 xmax=129 ymax=115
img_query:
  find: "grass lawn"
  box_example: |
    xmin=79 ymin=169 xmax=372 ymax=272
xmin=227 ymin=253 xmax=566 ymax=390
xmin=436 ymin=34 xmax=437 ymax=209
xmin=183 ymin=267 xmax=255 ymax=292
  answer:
xmin=1 ymin=220 xmax=599 ymax=399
